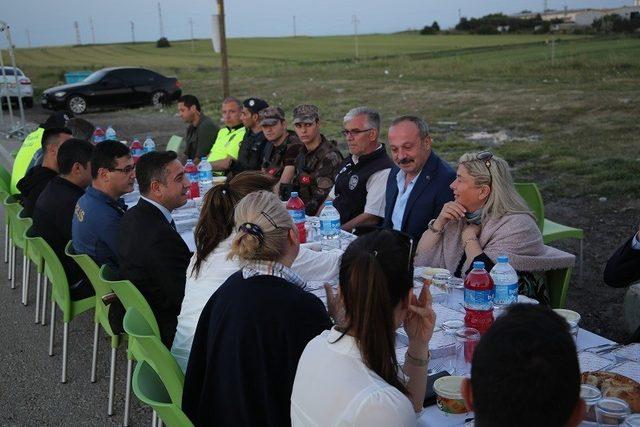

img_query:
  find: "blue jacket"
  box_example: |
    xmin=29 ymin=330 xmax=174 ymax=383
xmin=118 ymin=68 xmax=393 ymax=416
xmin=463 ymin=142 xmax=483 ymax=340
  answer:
xmin=382 ymin=151 xmax=456 ymax=241
xmin=72 ymin=186 xmax=127 ymax=268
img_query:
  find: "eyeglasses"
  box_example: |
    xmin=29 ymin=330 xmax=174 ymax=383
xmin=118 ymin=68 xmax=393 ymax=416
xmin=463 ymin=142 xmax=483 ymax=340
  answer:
xmin=341 ymin=128 xmax=373 ymax=137
xmin=108 ymin=165 xmax=135 ymax=174
xmin=476 ymin=151 xmax=493 ymax=186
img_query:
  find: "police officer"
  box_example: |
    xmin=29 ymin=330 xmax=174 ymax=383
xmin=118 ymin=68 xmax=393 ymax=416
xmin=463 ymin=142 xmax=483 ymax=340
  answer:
xmin=328 ymin=107 xmax=394 ymax=231
xmin=230 ymin=97 xmax=269 ymax=174
xmin=259 ymin=106 xmax=302 ymax=184
xmin=286 ymin=104 xmax=342 ymax=215
xmin=208 ymin=97 xmax=246 ymax=175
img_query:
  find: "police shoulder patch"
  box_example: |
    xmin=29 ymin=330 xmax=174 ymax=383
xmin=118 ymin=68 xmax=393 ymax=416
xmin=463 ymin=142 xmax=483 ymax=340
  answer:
xmin=348 ymin=174 xmax=359 ymax=191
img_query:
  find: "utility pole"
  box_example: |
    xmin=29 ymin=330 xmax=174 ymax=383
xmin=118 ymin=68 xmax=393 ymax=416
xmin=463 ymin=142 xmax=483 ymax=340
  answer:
xmin=293 ymin=16 xmax=297 ymax=37
xmin=458 ymin=9 xmax=462 ymax=20
xmin=189 ymin=17 xmax=195 ymax=51
xmin=351 ymin=14 xmax=359 ymax=59
xmin=158 ymin=2 xmax=165 ymax=38
xmin=25 ymin=29 xmax=31 ymax=48
xmin=89 ymin=17 xmax=96 ymax=44
xmin=130 ymin=21 xmax=135 ymax=43
xmin=74 ymin=21 xmax=82 ymax=45
xmin=217 ymin=0 xmax=230 ymax=98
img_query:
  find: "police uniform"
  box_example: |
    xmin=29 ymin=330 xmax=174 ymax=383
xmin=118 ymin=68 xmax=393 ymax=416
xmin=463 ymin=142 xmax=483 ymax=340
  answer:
xmin=332 ymin=144 xmax=394 ymax=224
xmin=262 ymin=130 xmax=302 ymax=179
xmin=231 ymin=129 xmax=269 ymax=174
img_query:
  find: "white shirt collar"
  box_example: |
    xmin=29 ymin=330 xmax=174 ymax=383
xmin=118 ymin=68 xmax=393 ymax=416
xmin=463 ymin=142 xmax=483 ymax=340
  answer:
xmin=326 ymin=327 xmax=361 ymax=358
xmin=140 ymin=195 xmax=173 ymax=224
xmin=351 ymin=143 xmax=383 ymax=165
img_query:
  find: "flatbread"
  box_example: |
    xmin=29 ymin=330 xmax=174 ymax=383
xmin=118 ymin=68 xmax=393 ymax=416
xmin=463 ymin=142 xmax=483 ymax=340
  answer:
xmin=581 ymin=371 xmax=640 ymax=412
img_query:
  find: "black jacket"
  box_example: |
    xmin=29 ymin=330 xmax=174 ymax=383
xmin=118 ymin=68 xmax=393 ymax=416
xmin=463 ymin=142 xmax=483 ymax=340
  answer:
xmin=604 ymin=235 xmax=640 ymax=288
xmin=32 ymin=176 xmax=86 ymax=285
xmin=183 ymin=271 xmax=331 ymax=427
xmin=117 ymin=198 xmax=192 ymax=347
xmin=16 ymin=165 xmax=58 ymax=217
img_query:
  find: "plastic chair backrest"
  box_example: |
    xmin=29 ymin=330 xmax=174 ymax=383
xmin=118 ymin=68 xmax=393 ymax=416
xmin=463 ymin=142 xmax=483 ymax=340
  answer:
xmin=24 ymin=225 xmax=44 ymax=271
xmin=99 ymin=264 xmax=161 ymax=338
xmin=514 ymin=182 xmax=545 ymax=231
xmin=166 ymin=135 xmax=184 ymax=154
xmin=65 ymin=241 xmax=112 ymax=298
xmin=132 ymin=361 xmax=194 ymax=427
xmin=547 ymin=267 xmax=572 ymax=309
xmin=0 ymin=164 xmax=10 ymax=193
xmin=123 ymin=308 xmax=184 ymax=403
xmin=8 ymin=203 xmax=32 ymax=249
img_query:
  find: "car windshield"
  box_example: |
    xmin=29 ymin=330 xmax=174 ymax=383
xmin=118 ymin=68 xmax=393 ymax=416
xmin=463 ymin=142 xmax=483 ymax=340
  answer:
xmin=82 ymin=69 xmax=108 ymax=83
xmin=0 ymin=67 xmax=23 ymax=76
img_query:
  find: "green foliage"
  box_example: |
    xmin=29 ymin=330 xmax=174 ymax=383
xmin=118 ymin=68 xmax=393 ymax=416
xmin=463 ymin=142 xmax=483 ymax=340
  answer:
xmin=592 ymin=14 xmax=640 ymax=33
xmin=156 ymin=37 xmax=171 ymax=48
xmin=456 ymin=13 xmax=545 ymax=34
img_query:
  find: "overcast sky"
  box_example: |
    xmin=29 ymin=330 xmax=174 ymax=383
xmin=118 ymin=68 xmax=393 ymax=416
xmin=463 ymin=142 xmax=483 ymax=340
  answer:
xmin=0 ymin=0 xmax=634 ymax=48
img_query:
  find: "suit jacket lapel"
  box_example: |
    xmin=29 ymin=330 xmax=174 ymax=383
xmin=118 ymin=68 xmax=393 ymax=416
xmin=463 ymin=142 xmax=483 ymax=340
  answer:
xmin=401 ymin=153 xmax=439 ymax=229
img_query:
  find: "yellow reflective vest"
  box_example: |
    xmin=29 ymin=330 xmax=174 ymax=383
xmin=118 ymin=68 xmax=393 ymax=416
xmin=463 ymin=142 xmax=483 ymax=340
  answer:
xmin=11 ymin=127 xmax=45 ymax=194
xmin=207 ymin=125 xmax=246 ymax=164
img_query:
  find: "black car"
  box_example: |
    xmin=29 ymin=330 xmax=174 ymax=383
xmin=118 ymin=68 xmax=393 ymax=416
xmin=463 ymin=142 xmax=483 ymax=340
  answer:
xmin=41 ymin=67 xmax=182 ymax=114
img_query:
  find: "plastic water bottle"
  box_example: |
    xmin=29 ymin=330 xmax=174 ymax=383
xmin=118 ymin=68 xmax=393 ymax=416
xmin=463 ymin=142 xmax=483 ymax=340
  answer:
xmin=130 ymin=138 xmax=143 ymax=164
xmin=464 ymin=261 xmax=494 ymax=335
xmin=286 ymin=192 xmax=307 ymax=244
xmin=143 ymin=135 xmax=156 ymax=153
xmin=319 ymin=200 xmax=341 ymax=251
xmin=92 ymin=127 xmax=105 ymax=144
xmin=490 ymin=256 xmax=518 ymax=316
xmin=184 ymin=159 xmax=199 ymax=199
xmin=105 ymin=125 xmax=116 ymax=141
xmin=197 ymin=157 xmax=213 ymax=196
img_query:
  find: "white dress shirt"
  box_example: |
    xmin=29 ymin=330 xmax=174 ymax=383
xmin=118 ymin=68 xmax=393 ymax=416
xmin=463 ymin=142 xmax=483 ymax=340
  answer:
xmin=291 ymin=327 xmax=416 ymax=427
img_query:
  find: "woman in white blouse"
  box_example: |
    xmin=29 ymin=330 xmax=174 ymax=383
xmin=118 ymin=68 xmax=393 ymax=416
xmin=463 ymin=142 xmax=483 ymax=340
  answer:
xmin=291 ymin=229 xmax=436 ymax=426
xmin=171 ymin=171 xmax=341 ymax=371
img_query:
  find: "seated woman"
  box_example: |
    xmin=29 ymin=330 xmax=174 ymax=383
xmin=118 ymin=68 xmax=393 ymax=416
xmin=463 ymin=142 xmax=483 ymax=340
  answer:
xmin=172 ymin=171 xmax=341 ymax=371
xmin=291 ymin=229 xmax=436 ymax=426
xmin=415 ymin=151 xmax=574 ymax=303
xmin=182 ymin=190 xmax=332 ymax=427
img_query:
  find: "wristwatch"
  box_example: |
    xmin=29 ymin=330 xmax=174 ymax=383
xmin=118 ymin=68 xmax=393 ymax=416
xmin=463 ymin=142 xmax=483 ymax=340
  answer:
xmin=428 ymin=218 xmax=443 ymax=234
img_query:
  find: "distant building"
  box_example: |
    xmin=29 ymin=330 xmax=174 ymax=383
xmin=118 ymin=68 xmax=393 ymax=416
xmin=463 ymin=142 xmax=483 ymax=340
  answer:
xmin=513 ymin=5 xmax=640 ymax=26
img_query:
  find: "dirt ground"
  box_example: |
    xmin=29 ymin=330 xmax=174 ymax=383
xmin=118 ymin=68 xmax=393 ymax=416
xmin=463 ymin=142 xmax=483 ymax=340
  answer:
xmin=4 ymin=104 xmax=636 ymax=344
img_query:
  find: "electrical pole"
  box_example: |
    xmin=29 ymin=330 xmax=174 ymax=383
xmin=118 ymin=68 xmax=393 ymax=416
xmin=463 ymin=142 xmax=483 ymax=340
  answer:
xmin=217 ymin=0 xmax=230 ymax=98
xmin=74 ymin=21 xmax=82 ymax=45
xmin=158 ymin=2 xmax=165 ymax=38
xmin=89 ymin=17 xmax=96 ymax=44
xmin=293 ymin=16 xmax=297 ymax=37
xmin=130 ymin=21 xmax=135 ymax=43
xmin=351 ymin=14 xmax=359 ymax=59
xmin=458 ymin=9 xmax=462 ymax=20
xmin=25 ymin=29 xmax=31 ymax=48
xmin=190 ymin=17 xmax=195 ymax=51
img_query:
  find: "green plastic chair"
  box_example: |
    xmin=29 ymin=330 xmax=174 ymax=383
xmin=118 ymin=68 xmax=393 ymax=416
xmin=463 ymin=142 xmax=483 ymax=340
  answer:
xmin=166 ymin=135 xmax=184 ymax=154
xmin=66 ymin=242 xmax=122 ymax=415
xmin=132 ymin=361 xmax=193 ymax=427
xmin=4 ymin=195 xmax=29 ymax=291
xmin=100 ymin=264 xmax=160 ymax=426
xmin=27 ymin=229 xmax=95 ymax=383
xmin=1 ymin=186 xmax=11 ymax=265
xmin=0 ymin=164 xmax=11 ymax=193
xmin=547 ymin=267 xmax=572 ymax=309
xmin=23 ymin=221 xmax=44 ymax=320
xmin=515 ymin=182 xmax=584 ymax=282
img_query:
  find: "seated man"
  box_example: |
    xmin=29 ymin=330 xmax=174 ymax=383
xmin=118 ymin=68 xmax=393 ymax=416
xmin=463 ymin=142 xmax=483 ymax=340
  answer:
xmin=72 ymin=140 xmax=135 ymax=268
xmin=117 ymin=151 xmax=192 ymax=347
xmin=207 ymin=96 xmax=246 ymax=175
xmin=604 ymin=224 xmax=640 ymax=288
xmin=33 ymin=139 xmax=94 ymax=300
xmin=17 ymin=127 xmax=72 ymax=217
xmin=462 ymin=304 xmax=585 ymax=427
xmin=178 ymin=94 xmax=219 ymax=163
xmin=230 ymin=97 xmax=269 ymax=174
xmin=285 ymin=104 xmax=343 ymax=214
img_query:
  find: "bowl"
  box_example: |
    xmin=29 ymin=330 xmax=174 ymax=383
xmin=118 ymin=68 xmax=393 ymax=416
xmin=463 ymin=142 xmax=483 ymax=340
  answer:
xmin=433 ymin=375 xmax=469 ymax=414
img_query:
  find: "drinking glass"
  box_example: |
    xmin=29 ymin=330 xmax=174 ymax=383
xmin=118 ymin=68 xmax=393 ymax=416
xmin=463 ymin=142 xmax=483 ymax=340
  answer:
xmin=454 ymin=327 xmax=481 ymax=377
xmin=446 ymin=277 xmax=465 ymax=310
xmin=596 ymin=397 xmax=631 ymax=426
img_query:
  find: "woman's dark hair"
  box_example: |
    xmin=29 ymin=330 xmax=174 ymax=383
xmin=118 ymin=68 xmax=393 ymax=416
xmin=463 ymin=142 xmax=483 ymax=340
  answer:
xmin=191 ymin=171 xmax=276 ymax=277
xmin=338 ymin=229 xmax=415 ymax=395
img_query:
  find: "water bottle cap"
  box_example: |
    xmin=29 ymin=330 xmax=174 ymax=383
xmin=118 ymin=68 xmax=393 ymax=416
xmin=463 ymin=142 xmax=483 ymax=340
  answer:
xmin=473 ymin=261 xmax=485 ymax=270
xmin=497 ymin=256 xmax=509 ymax=263
xmin=324 ymin=200 xmax=333 ymax=206
xmin=200 ymin=156 xmax=207 ymax=160
xmin=291 ymin=192 xmax=298 ymax=197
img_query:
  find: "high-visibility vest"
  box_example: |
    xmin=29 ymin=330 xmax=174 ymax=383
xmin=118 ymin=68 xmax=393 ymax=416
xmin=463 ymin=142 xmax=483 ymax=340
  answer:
xmin=207 ymin=126 xmax=246 ymax=163
xmin=10 ymin=127 xmax=44 ymax=194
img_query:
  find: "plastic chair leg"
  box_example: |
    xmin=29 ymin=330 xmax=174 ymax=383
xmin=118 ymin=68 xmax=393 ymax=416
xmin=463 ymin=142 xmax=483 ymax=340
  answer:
xmin=4 ymin=223 xmax=8 ymax=263
xmin=10 ymin=244 xmax=16 ymax=289
xmin=7 ymin=237 xmax=12 ymax=280
xmin=152 ymin=410 xmax=158 ymax=427
xmin=22 ymin=257 xmax=30 ymax=306
xmin=158 ymin=420 xmax=164 ymax=427
xmin=48 ymin=301 xmax=56 ymax=356
xmin=579 ymin=239 xmax=584 ymax=285
xmin=91 ymin=323 xmax=99 ymax=383
xmin=41 ymin=277 xmax=48 ymax=326
xmin=108 ymin=346 xmax=117 ymax=416
xmin=124 ymin=357 xmax=133 ymax=426
xmin=61 ymin=322 xmax=68 ymax=383
xmin=34 ymin=273 xmax=41 ymax=323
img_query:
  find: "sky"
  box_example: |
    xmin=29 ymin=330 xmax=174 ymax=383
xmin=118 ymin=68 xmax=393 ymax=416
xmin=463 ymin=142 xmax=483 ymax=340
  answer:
xmin=0 ymin=0 xmax=635 ymax=48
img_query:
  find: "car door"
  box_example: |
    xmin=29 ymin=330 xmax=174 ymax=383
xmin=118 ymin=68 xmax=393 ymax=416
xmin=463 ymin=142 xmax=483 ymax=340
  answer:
xmin=129 ymin=69 xmax=157 ymax=104
xmin=89 ymin=70 xmax=131 ymax=106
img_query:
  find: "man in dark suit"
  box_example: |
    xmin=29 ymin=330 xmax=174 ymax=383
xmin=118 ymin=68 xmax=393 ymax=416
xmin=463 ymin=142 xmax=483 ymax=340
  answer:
xmin=382 ymin=115 xmax=456 ymax=241
xmin=604 ymin=224 xmax=640 ymax=288
xmin=117 ymin=151 xmax=192 ymax=347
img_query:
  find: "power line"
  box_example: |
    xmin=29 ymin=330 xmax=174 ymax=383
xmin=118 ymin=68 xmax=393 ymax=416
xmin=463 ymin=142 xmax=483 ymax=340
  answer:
xmin=89 ymin=17 xmax=96 ymax=44
xmin=130 ymin=21 xmax=135 ymax=43
xmin=351 ymin=14 xmax=359 ymax=59
xmin=158 ymin=2 xmax=165 ymax=38
xmin=293 ymin=15 xmax=297 ymax=37
xmin=217 ymin=0 xmax=230 ymax=98
xmin=189 ymin=17 xmax=194 ymax=51
xmin=25 ymin=29 xmax=31 ymax=48
xmin=74 ymin=20 xmax=82 ymax=45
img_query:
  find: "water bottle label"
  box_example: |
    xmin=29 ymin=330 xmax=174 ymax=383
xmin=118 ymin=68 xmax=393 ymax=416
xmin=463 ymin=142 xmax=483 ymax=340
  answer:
xmin=464 ymin=288 xmax=494 ymax=311
xmin=494 ymin=282 xmax=518 ymax=305
xmin=288 ymin=209 xmax=305 ymax=224
xmin=132 ymin=148 xmax=143 ymax=157
xmin=199 ymin=171 xmax=213 ymax=181
xmin=320 ymin=218 xmax=340 ymax=235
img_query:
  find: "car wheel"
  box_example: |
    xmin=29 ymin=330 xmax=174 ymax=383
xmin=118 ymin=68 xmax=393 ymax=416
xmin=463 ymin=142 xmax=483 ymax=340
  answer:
xmin=66 ymin=95 xmax=87 ymax=114
xmin=150 ymin=90 xmax=166 ymax=108
xmin=23 ymin=97 xmax=33 ymax=108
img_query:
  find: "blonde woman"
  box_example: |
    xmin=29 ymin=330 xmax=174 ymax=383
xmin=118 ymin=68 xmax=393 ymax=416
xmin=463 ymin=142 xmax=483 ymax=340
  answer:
xmin=416 ymin=152 xmax=574 ymax=303
xmin=182 ymin=190 xmax=331 ymax=427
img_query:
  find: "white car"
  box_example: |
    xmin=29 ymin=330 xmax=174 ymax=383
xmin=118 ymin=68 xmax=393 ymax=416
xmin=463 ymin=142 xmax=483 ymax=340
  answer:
xmin=0 ymin=66 xmax=34 ymax=108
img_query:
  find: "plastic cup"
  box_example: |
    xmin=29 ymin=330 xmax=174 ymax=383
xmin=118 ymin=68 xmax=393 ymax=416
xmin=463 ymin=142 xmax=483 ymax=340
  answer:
xmin=446 ymin=277 xmax=465 ymax=310
xmin=554 ymin=309 xmax=581 ymax=342
xmin=595 ymin=397 xmax=630 ymax=425
xmin=454 ymin=327 xmax=481 ymax=377
xmin=623 ymin=414 xmax=640 ymax=426
xmin=580 ymin=383 xmax=602 ymax=423
xmin=433 ymin=375 xmax=469 ymax=414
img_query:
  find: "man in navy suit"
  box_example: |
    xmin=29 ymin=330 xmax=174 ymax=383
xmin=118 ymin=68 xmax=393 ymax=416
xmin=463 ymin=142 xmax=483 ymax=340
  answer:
xmin=382 ymin=115 xmax=456 ymax=241
xmin=604 ymin=224 xmax=640 ymax=288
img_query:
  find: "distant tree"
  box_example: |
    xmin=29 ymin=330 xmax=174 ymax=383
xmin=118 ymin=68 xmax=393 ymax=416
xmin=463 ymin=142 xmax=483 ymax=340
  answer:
xmin=520 ymin=10 xmax=532 ymax=13
xmin=156 ymin=37 xmax=171 ymax=48
xmin=420 ymin=21 xmax=440 ymax=35
xmin=592 ymin=14 xmax=640 ymax=33
xmin=432 ymin=21 xmax=440 ymax=32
